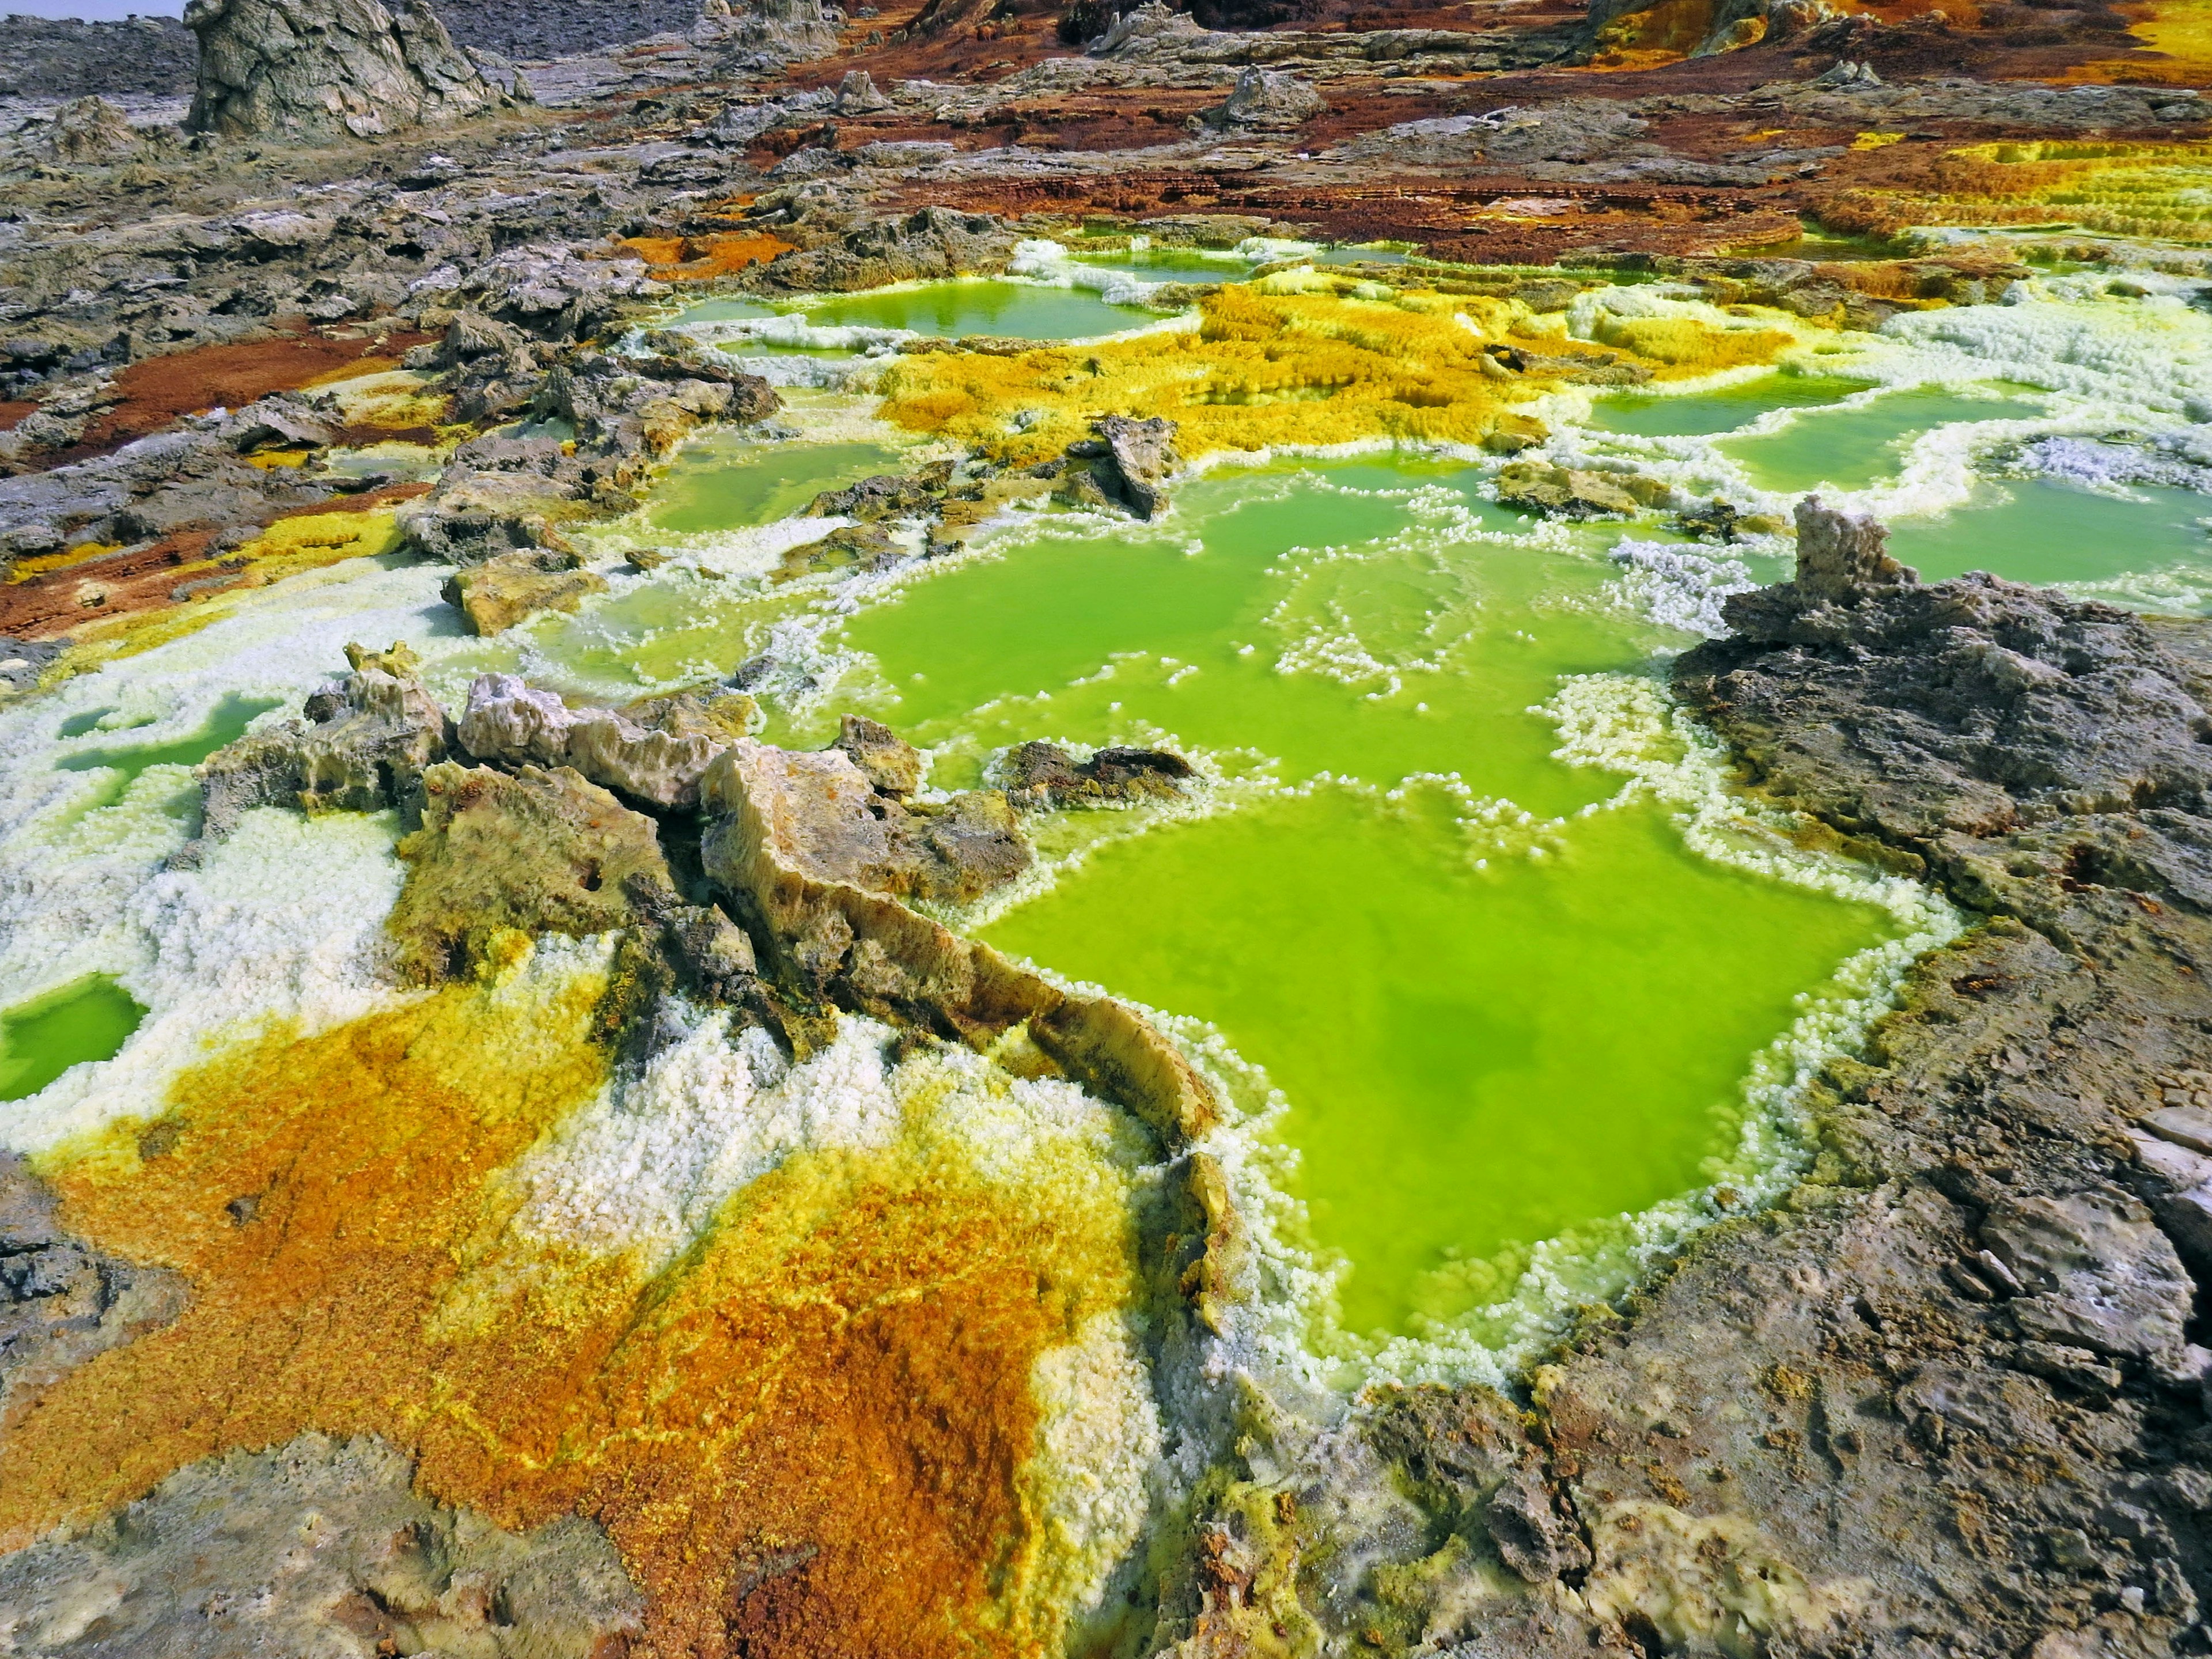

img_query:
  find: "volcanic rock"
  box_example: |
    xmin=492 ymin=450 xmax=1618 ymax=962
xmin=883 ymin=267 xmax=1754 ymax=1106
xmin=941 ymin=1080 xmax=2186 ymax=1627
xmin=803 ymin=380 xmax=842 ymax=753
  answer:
xmin=1001 ymin=740 xmax=1192 ymax=809
xmin=0 ymin=1431 xmax=642 ymax=1655
xmin=1202 ymin=67 xmax=1325 ymax=130
xmin=833 ymin=713 xmax=922 ymax=797
xmin=457 ymin=671 xmax=755 ymax=807
xmin=1065 ymin=414 xmax=1178 ymax=520
xmin=183 ymin=0 xmax=497 ymax=141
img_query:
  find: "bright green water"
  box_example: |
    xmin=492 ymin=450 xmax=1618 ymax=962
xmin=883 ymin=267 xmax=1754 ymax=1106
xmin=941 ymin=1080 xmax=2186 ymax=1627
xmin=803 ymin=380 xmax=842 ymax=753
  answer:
xmin=1070 ymin=251 xmax=1256 ymax=285
xmin=648 ymin=440 xmax=908 ymax=535
xmin=59 ymin=692 xmax=279 ymax=812
xmin=798 ymin=280 xmax=1157 ymax=339
xmin=1721 ymin=388 xmax=2039 ymax=493
xmin=1590 ymin=374 xmax=1873 ymax=438
xmin=0 ymin=976 xmax=144 ymax=1102
xmin=1887 ymin=475 xmax=2212 ymax=604
xmin=809 ymin=458 xmax=1903 ymax=1336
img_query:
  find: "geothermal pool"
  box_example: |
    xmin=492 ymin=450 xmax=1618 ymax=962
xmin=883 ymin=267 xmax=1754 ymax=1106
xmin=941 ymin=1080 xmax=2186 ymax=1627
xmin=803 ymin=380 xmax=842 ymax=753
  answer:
xmin=4 ymin=268 xmax=2210 ymax=1377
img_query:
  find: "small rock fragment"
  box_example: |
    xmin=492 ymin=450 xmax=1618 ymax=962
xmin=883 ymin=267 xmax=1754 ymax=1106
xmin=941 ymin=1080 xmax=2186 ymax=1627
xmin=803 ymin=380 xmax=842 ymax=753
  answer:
xmin=442 ymin=548 xmax=608 ymax=636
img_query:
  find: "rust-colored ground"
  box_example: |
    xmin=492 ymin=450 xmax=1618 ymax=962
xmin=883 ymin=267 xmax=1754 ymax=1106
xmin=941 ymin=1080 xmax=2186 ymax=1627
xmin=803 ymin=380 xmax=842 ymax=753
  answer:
xmin=0 ymin=483 xmax=430 ymax=642
xmin=623 ymin=232 xmax=800 ymax=281
xmin=66 ymin=331 xmax=430 ymax=459
xmin=0 ymin=972 xmax=1137 ymax=1656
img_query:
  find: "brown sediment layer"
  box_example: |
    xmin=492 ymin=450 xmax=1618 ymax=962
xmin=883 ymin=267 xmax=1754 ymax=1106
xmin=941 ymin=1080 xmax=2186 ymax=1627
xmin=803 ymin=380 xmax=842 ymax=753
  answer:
xmin=0 ymin=968 xmax=1139 ymax=1656
xmin=65 ymin=333 xmax=433 ymax=461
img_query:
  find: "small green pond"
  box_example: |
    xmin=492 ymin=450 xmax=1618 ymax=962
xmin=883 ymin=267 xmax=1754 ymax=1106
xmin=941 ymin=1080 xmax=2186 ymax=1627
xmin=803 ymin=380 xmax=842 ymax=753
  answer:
xmin=59 ymin=692 xmax=280 ymax=813
xmin=0 ymin=976 xmax=145 ymax=1103
xmin=1888 ymin=475 xmax=2212 ymax=607
xmin=797 ymin=279 xmax=1159 ymax=339
xmin=648 ymin=440 xmax=908 ymax=535
xmin=1719 ymin=387 xmax=2041 ymax=493
xmin=1589 ymin=373 xmax=1873 ymax=438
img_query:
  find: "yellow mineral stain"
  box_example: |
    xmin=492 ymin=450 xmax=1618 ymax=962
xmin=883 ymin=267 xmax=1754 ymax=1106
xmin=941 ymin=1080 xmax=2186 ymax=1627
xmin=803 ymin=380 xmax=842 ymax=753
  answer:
xmin=2064 ymin=0 xmax=2212 ymax=86
xmin=877 ymin=285 xmax=1791 ymax=465
xmin=1819 ymin=140 xmax=2212 ymax=247
xmin=0 ymin=960 xmax=1141 ymax=1658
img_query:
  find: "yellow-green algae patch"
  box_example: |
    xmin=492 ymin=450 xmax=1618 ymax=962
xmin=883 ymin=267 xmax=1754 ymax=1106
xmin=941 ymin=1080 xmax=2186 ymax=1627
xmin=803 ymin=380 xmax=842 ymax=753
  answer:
xmin=2 ymin=940 xmax=1159 ymax=1657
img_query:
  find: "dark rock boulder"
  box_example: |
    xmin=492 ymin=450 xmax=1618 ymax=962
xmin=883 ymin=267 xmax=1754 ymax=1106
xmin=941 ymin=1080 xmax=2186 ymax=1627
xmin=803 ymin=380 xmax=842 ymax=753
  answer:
xmin=1676 ymin=497 xmax=2212 ymax=846
xmin=1002 ymin=740 xmax=1191 ymax=809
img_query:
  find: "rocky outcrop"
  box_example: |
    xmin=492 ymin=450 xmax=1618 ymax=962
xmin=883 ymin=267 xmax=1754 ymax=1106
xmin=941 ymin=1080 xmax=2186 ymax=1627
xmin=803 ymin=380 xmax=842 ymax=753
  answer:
xmin=183 ymin=0 xmax=496 ymax=141
xmin=389 ymin=761 xmax=681 ymax=981
xmin=46 ymin=95 xmax=141 ymax=163
xmin=700 ymin=738 xmax=1216 ymax=1145
xmin=456 ymin=672 xmax=758 ymax=808
xmin=1497 ymin=458 xmax=1669 ymax=518
xmin=1060 ymin=415 xmax=1179 ymax=520
xmin=1 ymin=1152 xmax=185 ymax=1425
xmin=1001 ymin=740 xmax=1191 ymax=810
xmin=441 ymin=547 xmax=608 ymax=635
xmin=195 ymin=642 xmax=452 ymax=839
xmin=739 ymin=207 xmax=1022 ymax=295
xmin=832 ymin=713 xmax=922 ymax=797
xmin=0 ymin=1432 xmax=643 ymax=1657
xmin=696 ymin=0 xmax=840 ymax=60
xmin=1200 ymin=67 xmax=1325 ymax=131
xmin=1678 ymin=500 xmax=2212 ymax=846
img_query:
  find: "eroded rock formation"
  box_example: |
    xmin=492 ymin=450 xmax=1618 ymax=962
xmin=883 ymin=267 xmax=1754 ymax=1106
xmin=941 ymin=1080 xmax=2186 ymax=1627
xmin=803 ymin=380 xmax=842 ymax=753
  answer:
xmin=184 ymin=0 xmax=496 ymax=140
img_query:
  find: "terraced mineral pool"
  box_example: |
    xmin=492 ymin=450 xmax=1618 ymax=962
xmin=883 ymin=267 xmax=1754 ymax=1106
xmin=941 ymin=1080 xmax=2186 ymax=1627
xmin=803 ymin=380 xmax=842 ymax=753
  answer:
xmin=592 ymin=456 xmax=1920 ymax=1341
xmin=648 ymin=438 xmax=908 ymax=533
xmin=1887 ymin=474 xmax=2212 ymax=604
xmin=1589 ymin=372 xmax=1876 ymax=437
xmin=0 ymin=976 xmax=144 ymax=1103
xmin=796 ymin=279 xmax=1158 ymax=339
xmin=56 ymin=692 xmax=280 ymax=815
xmin=1718 ymin=385 xmax=2045 ymax=493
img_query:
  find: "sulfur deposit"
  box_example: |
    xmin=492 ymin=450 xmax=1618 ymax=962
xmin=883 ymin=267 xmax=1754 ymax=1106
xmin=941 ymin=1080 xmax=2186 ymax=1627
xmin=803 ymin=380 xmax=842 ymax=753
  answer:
xmin=2 ymin=0 xmax=2211 ymax=1650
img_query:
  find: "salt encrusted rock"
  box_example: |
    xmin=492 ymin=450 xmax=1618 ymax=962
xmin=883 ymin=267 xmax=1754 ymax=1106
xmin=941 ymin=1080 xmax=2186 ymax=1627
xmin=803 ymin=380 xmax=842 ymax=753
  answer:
xmin=457 ymin=672 xmax=755 ymax=808
xmin=389 ymin=762 xmax=680 ymax=980
xmin=1792 ymin=494 xmax=1917 ymax=602
xmin=1062 ymin=415 xmax=1179 ymax=520
xmin=0 ymin=1432 xmax=642 ymax=1654
xmin=832 ymin=713 xmax=922 ymax=798
xmin=196 ymin=642 xmax=453 ymax=838
xmin=441 ymin=547 xmax=608 ymax=635
xmin=834 ymin=67 xmax=893 ymax=113
xmin=183 ymin=0 xmax=495 ymax=141
xmin=1496 ymin=459 xmax=1644 ymax=519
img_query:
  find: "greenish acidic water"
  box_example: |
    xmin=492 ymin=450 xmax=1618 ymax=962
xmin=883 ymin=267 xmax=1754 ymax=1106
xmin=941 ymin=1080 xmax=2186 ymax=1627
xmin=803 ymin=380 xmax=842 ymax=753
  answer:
xmin=648 ymin=440 xmax=908 ymax=535
xmin=0 ymin=976 xmax=145 ymax=1102
xmin=799 ymin=457 xmax=1906 ymax=1336
xmin=669 ymin=297 xmax=778 ymax=324
xmin=1720 ymin=388 xmax=2037 ymax=493
xmin=1070 ymin=251 xmax=1256 ymax=285
xmin=59 ymin=692 xmax=279 ymax=812
xmin=797 ymin=280 xmax=1158 ymax=339
xmin=1589 ymin=374 xmax=1873 ymax=438
xmin=1888 ymin=476 xmax=2212 ymax=608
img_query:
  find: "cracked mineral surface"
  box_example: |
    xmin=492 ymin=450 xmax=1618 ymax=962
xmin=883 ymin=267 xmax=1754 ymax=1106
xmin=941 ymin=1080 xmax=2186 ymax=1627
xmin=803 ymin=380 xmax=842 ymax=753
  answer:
xmin=0 ymin=0 xmax=2209 ymax=1650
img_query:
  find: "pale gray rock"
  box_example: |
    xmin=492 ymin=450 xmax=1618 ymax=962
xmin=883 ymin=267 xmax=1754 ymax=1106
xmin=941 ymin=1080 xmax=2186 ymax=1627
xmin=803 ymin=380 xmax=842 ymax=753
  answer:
xmin=1086 ymin=414 xmax=1179 ymax=519
xmin=457 ymin=672 xmax=745 ymax=808
xmin=1793 ymin=493 xmax=1917 ymax=602
xmin=1982 ymin=1190 xmax=2196 ymax=1366
xmin=0 ymin=1432 xmax=642 ymax=1657
xmin=184 ymin=0 xmax=496 ymax=141
xmin=834 ymin=67 xmax=893 ymax=113
xmin=1203 ymin=66 xmax=1325 ymax=130
xmin=1 ymin=1152 xmax=185 ymax=1423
